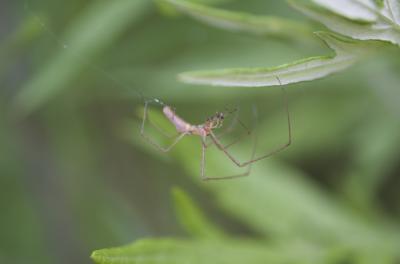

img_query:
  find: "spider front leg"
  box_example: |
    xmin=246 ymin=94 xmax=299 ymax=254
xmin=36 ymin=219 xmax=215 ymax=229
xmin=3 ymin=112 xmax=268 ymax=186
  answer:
xmin=140 ymin=100 xmax=186 ymax=152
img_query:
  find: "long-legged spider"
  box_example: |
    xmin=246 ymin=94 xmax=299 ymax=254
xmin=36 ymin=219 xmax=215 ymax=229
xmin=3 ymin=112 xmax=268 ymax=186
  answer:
xmin=140 ymin=88 xmax=291 ymax=181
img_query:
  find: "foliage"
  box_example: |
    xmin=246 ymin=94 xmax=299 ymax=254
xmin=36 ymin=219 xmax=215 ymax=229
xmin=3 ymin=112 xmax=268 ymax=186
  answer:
xmin=91 ymin=0 xmax=400 ymax=263
xmin=91 ymin=188 xmax=357 ymax=264
xmin=163 ymin=0 xmax=400 ymax=87
xmin=1 ymin=1 xmax=400 ymax=264
xmin=14 ymin=0 xmax=151 ymax=116
xmin=177 ymin=32 xmax=379 ymax=86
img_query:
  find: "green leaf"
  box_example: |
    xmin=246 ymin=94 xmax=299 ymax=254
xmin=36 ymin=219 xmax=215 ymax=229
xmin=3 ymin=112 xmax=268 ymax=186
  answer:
xmin=91 ymin=238 xmax=350 ymax=264
xmin=13 ymin=0 xmax=150 ymax=116
xmin=178 ymin=32 xmax=376 ymax=87
xmin=161 ymin=0 xmax=314 ymax=41
xmin=293 ymin=0 xmax=400 ymax=46
xmin=172 ymin=187 xmax=226 ymax=239
xmin=157 ymin=0 xmax=239 ymax=18
xmin=91 ymin=238 xmax=279 ymax=264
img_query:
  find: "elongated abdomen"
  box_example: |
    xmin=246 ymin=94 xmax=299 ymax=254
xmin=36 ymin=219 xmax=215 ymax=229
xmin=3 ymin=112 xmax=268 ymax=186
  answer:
xmin=163 ymin=106 xmax=190 ymax=133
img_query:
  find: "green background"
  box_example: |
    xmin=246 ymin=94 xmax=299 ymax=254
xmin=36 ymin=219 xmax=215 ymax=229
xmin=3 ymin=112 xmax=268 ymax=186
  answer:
xmin=1 ymin=0 xmax=400 ymax=263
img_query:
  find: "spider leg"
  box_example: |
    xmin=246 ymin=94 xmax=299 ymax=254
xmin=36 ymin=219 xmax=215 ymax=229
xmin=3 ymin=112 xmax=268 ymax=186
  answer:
xmin=140 ymin=101 xmax=186 ymax=152
xmin=200 ymin=104 xmax=257 ymax=180
xmin=148 ymin=117 xmax=177 ymax=138
xmin=200 ymin=133 xmax=257 ymax=181
xmin=210 ymin=87 xmax=291 ymax=168
xmin=143 ymin=99 xmax=178 ymax=138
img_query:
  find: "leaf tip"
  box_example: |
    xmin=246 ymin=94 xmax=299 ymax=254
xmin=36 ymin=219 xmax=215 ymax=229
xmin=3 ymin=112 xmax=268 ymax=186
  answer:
xmin=177 ymin=72 xmax=194 ymax=84
xmin=90 ymin=250 xmax=103 ymax=264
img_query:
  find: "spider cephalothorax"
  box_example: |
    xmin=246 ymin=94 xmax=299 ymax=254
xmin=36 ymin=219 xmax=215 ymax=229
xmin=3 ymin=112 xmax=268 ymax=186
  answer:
xmin=205 ymin=112 xmax=225 ymax=130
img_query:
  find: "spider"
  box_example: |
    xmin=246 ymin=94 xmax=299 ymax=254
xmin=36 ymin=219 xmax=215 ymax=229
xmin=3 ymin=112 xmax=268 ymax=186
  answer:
xmin=140 ymin=88 xmax=291 ymax=181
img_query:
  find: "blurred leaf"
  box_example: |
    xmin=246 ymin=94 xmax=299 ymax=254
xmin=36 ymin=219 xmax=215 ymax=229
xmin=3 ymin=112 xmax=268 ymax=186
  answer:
xmin=91 ymin=237 xmax=354 ymax=264
xmin=178 ymin=32 xmax=377 ymax=87
xmin=172 ymin=187 xmax=226 ymax=239
xmin=343 ymin=112 xmax=400 ymax=210
xmin=161 ymin=0 xmax=314 ymax=41
xmin=156 ymin=0 xmax=237 ymax=16
xmin=292 ymin=0 xmax=400 ymax=46
xmin=91 ymin=188 xmax=370 ymax=263
xmin=189 ymin=0 xmax=239 ymax=4
xmin=43 ymin=99 xmax=143 ymax=251
xmin=0 ymin=14 xmax=43 ymax=72
xmin=14 ymin=0 xmax=150 ymax=116
xmin=0 ymin=100 xmax=51 ymax=263
xmin=91 ymin=238 xmax=282 ymax=264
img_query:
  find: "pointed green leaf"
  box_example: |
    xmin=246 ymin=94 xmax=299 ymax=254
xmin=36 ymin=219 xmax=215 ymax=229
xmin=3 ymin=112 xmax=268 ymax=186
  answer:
xmin=91 ymin=238 xmax=348 ymax=264
xmin=161 ymin=0 xmax=314 ymax=41
xmin=178 ymin=32 xmax=376 ymax=87
xmin=91 ymin=238 xmax=281 ymax=264
xmin=172 ymin=187 xmax=226 ymax=239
